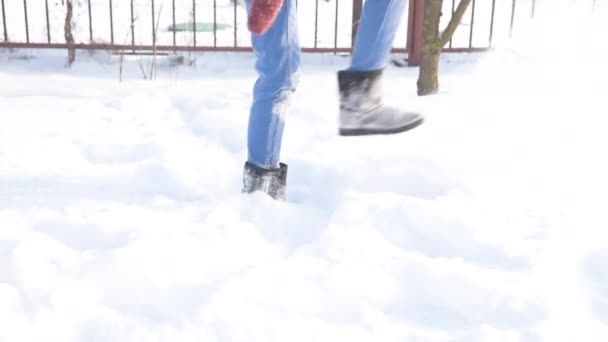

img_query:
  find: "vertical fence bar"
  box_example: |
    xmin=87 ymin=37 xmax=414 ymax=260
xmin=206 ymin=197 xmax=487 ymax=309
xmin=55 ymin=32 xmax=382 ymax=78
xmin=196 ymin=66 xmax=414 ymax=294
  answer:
xmin=334 ymin=0 xmax=339 ymax=51
xmin=23 ymin=0 xmax=29 ymax=43
xmin=531 ymin=0 xmax=536 ymax=18
xmin=489 ymin=0 xmax=496 ymax=46
xmin=173 ymin=0 xmax=176 ymax=48
xmin=314 ymin=0 xmax=319 ymax=48
xmin=130 ymin=0 xmax=135 ymax=48
xmin=192 ymin=0 xmax=197 ymax=47
xmin=109 ymin=0 xmax=114 ymax=44
xmin=233 ymin=0 xmax=237 ymax=47
xmin=449 ymin=0 xmax=455 ymax=47
xmin=87 ymin=0 xmax=93 ymax=42
xmin=352 ymin=0 xmax=362 ymax=47
xmin=407 ymin=0 xmax=424 ymax=66
xmin=151 ymin=0 xmax=156 ymax=44
xmin=213 ymin=0 xmax=217 ymax=47
xmin=45 ymin=0 xmax=51 ymax=43
xmin=406 ymin=0 xmax=414 ymax=54
xmin=509 ymin=0 xmax=516 ymax=38
xmin=1 ymin=0 xmax=6 ymax=41
xmin=468 ymin=0 xmax=475 ymax=48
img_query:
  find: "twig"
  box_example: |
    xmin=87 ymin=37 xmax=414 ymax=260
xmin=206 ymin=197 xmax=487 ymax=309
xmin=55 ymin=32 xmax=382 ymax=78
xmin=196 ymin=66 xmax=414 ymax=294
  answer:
xmin=440 ymin=0 xmax=473 ymax=46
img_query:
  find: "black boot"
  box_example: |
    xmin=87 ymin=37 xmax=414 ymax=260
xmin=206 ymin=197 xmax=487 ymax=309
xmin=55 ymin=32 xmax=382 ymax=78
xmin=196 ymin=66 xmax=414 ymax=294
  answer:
xmin=242 ymin=161 xmax=288 ymax=201
xmin=338 ymin=69 xmax=424 ymax=136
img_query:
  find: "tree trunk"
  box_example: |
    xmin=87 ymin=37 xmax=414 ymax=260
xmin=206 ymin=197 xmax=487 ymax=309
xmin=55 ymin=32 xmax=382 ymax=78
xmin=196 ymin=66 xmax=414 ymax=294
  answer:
xmin=417 ymin=45 xmax=441 ymax=96
xmin=64 ymin=0 xmax=75 ymax=67
xmin=417 ymin=0 xmax=443 ymax=95
xmin=416 ymin=0 xmax=472 ymax=96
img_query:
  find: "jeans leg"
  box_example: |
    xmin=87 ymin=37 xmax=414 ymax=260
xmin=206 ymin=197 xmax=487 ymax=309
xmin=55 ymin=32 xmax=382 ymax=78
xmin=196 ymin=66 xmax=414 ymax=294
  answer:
xmin=350 ymin=0 xmax=407 ymax=71
xmin=245 ymin=0 xmax=300 ymax=169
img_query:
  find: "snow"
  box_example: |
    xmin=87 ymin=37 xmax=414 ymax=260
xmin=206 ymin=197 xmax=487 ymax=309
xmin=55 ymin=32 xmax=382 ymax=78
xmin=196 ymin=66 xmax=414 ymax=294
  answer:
xmin=2 ymin=2 xmax=608 ymax=342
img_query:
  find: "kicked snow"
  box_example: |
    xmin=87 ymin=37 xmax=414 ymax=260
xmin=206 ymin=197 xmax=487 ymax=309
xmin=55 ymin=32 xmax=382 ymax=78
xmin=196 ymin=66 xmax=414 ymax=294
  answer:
xmin=1 ymin=3 xmax=608 ymax=342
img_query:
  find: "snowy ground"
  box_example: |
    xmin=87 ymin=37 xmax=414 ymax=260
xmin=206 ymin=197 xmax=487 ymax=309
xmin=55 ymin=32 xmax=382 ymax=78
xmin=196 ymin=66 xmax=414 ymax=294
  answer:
xmin=1 ymin=4 xmax=608 ymax=342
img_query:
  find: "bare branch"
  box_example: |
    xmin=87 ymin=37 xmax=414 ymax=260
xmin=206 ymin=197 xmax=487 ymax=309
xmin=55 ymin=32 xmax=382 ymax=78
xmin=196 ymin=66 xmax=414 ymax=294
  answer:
xmin=439 ymin=0 xmax=472 ymax=47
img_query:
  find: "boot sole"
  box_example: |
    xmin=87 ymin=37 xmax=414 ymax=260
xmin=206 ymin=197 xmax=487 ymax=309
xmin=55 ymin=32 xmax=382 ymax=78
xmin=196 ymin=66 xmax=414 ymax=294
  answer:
xmin=339 ymin=117 xmax=424 ymax=137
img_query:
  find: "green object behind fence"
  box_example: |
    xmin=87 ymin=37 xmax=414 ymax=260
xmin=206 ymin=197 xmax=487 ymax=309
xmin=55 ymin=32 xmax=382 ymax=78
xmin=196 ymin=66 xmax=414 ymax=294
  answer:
xmin=167 ymin=22 xmax=232 ymax=32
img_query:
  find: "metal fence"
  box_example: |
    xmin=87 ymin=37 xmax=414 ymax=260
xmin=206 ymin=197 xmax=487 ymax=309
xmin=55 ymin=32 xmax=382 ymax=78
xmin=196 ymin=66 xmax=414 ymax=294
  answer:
xmin=0 ymin=0 xmax=601 ymax=63
xmin=0 ymin=0 xmax=365 ymax=53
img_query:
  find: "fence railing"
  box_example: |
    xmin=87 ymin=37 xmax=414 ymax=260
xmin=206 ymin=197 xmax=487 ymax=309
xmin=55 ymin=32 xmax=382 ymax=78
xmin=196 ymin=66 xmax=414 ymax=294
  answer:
xmin=0 ymin=0 xmax=601 ymax=64
xmin=0 ymin=0 xmax=365 ymax=52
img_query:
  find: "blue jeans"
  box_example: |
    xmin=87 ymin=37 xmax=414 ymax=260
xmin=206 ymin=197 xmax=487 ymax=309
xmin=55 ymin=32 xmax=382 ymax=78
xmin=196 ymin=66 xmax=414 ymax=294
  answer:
xmin=246 ymin=0 xmax=407 ymax=168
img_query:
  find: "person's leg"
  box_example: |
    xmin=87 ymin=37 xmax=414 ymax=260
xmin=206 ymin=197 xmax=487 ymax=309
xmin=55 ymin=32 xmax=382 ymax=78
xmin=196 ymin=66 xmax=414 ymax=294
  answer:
xmin=350 ymin=0 xmax=407 ymax=71
xmin=243 ymin=0 xmax=300 ymax=200
xmin=246 ymin=0 xmax=300 ymax=169
xmin=337 ymin=0 xmax=423 ymax=136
